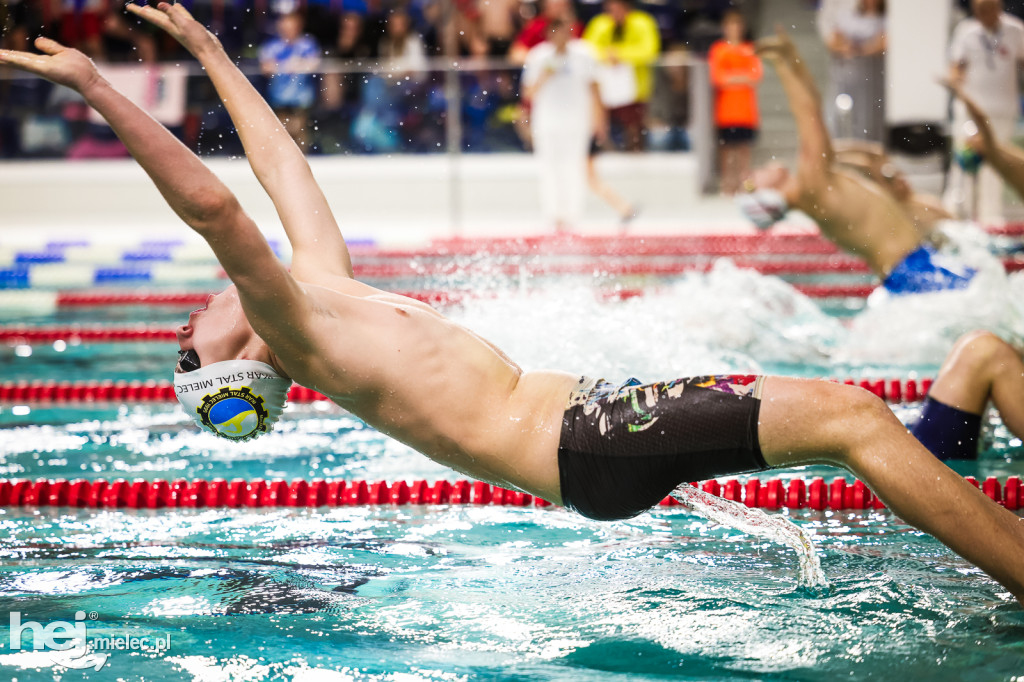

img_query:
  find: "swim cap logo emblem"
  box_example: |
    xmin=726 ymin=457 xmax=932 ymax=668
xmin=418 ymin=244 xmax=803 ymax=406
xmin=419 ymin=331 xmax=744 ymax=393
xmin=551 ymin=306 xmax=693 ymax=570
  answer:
xmin=196 ymin=386 xmax=269 ymax=440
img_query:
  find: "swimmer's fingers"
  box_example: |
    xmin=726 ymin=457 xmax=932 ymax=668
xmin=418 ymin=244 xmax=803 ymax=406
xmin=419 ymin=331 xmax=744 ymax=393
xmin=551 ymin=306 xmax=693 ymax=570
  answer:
xmin=0 ymin=39 xmax=98 ymax=91
xmin=0 ymin=48 xmax=47 ymax=73
xmin=125 ymin=2 xmax=177 ymax=36
xmin=0 ymin=37 xmax=63 ymax=72
xmin=127 ymin=2 xmax=220 ymax=55
xmin=756 ymin=25 xmax=796 ymax=62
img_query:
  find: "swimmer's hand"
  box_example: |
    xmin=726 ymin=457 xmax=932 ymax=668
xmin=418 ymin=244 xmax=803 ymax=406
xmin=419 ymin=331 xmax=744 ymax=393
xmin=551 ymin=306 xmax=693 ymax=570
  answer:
xmin=939 ymin=77 xmax=997 ymax=156
xmin=125 ymin=2 xmax=223 ymax=57
xmin=0 ymin=38 xmax=102 ymax=92
xmin=755 ymin=27 xmax=799 ymax=65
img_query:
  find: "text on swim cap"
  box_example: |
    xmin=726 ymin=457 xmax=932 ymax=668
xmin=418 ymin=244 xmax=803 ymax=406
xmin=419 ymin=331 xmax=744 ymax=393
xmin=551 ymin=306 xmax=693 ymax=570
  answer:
xmin=174 ymin=370 xmax=278 ymax=394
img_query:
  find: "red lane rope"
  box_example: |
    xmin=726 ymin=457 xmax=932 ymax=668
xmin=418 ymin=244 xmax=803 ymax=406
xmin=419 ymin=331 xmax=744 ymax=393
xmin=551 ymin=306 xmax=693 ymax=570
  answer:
xmin=367 ymin=233 xmax=844 ymax=257
xmin=0 ymin=377 xmax=932 ymax=404
xmin=0 ymin=475 xmax=1018 ymax=511
xmin=0 ymin=326 xmax=177 ymax=343
xmin=48 ymin=283 xmax=872 ymax=311
xmin=53 ymin=290 xmax=468 ymax=308
xmin=348 ymin=256 xmax=1024 ymax=279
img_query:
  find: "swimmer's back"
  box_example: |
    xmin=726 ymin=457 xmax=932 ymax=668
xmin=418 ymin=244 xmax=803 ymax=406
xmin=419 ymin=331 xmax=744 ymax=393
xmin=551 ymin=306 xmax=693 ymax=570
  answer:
xmin=795 ymin=168 xmax=924 ymax=275
xmin=274 ymin=278 xmax=575 ymax=499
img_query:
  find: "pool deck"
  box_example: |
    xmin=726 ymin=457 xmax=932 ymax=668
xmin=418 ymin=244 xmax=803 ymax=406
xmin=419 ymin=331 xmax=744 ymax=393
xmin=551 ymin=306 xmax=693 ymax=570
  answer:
xmin=0 ymin=153 xmax=821 ymax=248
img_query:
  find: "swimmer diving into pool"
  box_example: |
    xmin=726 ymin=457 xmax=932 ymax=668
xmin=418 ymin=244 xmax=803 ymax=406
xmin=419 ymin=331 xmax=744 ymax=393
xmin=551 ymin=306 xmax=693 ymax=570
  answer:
xmin=909 ymin=330 xmax=1024 ymax=460
xmin=740 ymin=31 xmax=976 ymax=295
xmin=3 ymin=3 xmax=1024 ymax=604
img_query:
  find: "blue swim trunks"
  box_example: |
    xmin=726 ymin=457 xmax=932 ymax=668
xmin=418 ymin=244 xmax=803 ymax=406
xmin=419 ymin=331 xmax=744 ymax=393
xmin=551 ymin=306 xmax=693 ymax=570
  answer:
xmin=908 ymin=396 xmax=981 ymax=460
xmin=882 ymin=244 xmax=976 ymax=295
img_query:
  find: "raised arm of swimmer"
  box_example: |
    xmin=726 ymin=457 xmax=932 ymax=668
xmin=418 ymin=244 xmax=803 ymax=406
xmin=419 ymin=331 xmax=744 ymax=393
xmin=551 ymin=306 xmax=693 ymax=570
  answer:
xmin=0 ymin=11 xmax=315 ymax=361
xmin=755 ymin=32 xmax=832 ymax=176
xmin=125 ymin=2 xmax=353 ymax=285
xmin=946 ymin=78 xmax=1024 ymax=202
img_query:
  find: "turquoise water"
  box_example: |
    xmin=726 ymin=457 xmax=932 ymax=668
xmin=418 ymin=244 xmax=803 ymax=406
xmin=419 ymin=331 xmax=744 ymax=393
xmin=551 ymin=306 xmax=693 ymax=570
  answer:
xmin=1 ymin=265 xmax=1024 ymax=680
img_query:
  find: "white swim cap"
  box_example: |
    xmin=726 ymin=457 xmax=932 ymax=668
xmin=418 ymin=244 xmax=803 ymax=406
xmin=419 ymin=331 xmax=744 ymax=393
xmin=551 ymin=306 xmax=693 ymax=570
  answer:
xmin=173 ymin=359 xmax=291 ymax=441
xmin=736 ymin=189 xmax=789 ymax=230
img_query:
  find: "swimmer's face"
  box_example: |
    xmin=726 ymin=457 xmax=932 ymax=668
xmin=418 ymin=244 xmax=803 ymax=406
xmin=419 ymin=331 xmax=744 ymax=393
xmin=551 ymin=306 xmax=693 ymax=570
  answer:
xmin=748 ymin=164 xmax=790 ymax=191
xmin=175 ymin=285 xmax=254 ymax=372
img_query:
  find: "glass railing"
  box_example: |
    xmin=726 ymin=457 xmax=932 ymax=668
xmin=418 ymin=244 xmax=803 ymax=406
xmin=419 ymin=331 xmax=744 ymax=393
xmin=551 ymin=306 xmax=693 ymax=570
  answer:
xmin=0 ymin=55 xmax=705 ymax=156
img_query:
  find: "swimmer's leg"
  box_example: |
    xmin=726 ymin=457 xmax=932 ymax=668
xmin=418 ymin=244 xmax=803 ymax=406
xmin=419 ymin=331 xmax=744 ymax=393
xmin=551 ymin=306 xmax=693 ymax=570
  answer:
xmin=757 ymin=376 xmax=1024 ymax=604
xmin=928 ymin=330 xmax=1024 ymax=439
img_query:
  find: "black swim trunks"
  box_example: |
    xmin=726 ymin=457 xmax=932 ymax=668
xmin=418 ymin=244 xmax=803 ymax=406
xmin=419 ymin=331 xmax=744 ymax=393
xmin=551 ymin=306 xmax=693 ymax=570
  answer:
xmin=908 ymin=396 xmax=982 ymax=461
xmin=558 ymin=375 xmax=770 ymax=521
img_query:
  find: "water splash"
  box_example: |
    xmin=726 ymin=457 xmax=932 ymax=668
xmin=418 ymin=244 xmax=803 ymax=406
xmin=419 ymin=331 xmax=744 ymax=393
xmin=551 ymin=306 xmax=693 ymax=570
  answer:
xmin=839 ymin=222 xmax=1024 ymax=364
xmin=670 ymin=483 xmax=828 ymax=590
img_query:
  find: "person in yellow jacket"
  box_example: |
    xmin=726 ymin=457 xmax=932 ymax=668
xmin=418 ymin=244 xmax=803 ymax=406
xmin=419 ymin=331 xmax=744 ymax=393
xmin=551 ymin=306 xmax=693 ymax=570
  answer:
xmin=583 ymin=0 xmax=660 ymax=150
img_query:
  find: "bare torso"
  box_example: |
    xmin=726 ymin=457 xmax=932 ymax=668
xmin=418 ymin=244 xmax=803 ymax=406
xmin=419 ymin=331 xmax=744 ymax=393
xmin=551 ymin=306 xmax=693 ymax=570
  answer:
xmin=273 ymin=277 xmax=579 ymax=504
xmin=789 ymin=167 xmax=924 ymax=276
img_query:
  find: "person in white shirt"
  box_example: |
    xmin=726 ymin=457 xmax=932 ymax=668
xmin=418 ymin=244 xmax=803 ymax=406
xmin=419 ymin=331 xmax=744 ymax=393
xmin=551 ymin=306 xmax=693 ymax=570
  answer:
xmin=522 ymin=19 xmax=609 ymax=232
xmin=945 ymin=0 xmax=1024 ymax=223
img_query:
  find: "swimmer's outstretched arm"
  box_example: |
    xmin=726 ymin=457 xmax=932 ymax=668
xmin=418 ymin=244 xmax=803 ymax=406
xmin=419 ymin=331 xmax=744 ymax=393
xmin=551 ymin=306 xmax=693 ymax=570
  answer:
xmin=0 ymin=36 xmax=314 ymax=354
xmin=945 ymin=79 xmax=1024 ymax=202
xmin=126 ymin=2 xmax=354 ymax=284
xmin=755 ymin=31 xmax=833 ymax=182
xmin=0 ymin=39 xmax=255 ymax=243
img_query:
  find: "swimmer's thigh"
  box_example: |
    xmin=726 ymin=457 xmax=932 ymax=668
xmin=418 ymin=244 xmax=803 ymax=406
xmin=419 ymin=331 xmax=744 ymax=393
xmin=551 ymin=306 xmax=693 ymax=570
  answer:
xmin=756 ymin=376 xmax=895 ymax=469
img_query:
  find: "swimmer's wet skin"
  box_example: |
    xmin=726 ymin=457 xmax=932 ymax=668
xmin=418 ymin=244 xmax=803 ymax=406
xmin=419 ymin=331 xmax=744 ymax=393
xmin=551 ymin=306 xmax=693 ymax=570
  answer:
xmin=748 ymin=32 xmax=977 ymax=287
xmin=3 ymin=3 xmax=1024 ymax=604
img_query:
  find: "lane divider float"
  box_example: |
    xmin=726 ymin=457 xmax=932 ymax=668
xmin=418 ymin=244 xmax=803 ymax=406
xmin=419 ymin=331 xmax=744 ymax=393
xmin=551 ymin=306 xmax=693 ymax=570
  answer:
xmin=0 ymin=475 xmax=1018 ymax=511
xmin=0 ymin=377 xmax=933 ymax=404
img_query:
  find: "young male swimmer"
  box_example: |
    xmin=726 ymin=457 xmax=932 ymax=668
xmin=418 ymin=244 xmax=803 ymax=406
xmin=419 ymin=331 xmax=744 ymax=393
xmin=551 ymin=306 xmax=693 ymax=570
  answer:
xmin=739 ymin=32 xmax=975 ymax=295
xmin=910 ymin=330 xmax=1024 ymax=460
xmin=3 ymin=3 xmax=1024 ymax=602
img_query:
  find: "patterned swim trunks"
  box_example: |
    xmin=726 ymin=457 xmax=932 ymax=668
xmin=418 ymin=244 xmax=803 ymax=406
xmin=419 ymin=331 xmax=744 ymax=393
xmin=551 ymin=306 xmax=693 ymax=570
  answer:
xmin=558 ymin=375 xmax=769 ymax=520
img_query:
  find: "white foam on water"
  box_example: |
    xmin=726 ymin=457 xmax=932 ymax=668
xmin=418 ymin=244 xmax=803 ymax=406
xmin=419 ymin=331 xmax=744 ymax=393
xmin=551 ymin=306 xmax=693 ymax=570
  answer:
xmin=670 ymin=483 xmax=828 ymax=590
xmin=447 ymin=259 xmax=845 ymax=379
xmin=839 ymin=222 xmax=1024 ymax=365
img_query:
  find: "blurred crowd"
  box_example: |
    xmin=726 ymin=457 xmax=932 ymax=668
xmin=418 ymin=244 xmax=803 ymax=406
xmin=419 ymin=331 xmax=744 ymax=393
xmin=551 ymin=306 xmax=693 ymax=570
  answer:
xmin=0 ymin=0 xmax=744 ymax=158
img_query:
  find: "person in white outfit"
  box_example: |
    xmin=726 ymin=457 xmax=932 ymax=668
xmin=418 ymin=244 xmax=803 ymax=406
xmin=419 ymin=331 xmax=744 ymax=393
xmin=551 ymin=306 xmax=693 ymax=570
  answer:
xmin=945 ymin=0 xmax=1024 ymax=223
xmin=522 ymin=19 xmax=608 ymax=232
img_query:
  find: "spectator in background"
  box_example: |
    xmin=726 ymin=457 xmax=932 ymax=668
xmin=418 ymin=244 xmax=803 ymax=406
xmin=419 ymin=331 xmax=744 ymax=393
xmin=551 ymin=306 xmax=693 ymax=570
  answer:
xmin=583 ymin=0 xmax=660 ymax=151
xmin=475 ymin=0 xmax=521 ymax=56
xmin=352 ymin=8 xmax=430 ymax=152
xmin=647 ymin=44 xmax=690 ymax=152
xmin=259 ymin=9 xmax=320 ymax=150
xmin=59 ymin=0 xmax=107 ymax=59
xmin=708 ymin=10 xmax=761 ymax=195
xmin=824 ymin=0 xmax=886 ymax=142
xmin=944 ymin=0 xmax=1024 ymax=224
xmin=509 ymin=0 xmax=581 ymax=63
xmin=57 ymin=0 xmax=157 ymax=62
xmin=816 ymin=0 xmax=858 ymax=45
xmin=377 ymin=7 xmax=429 ymax=73
xmin=522 ymin=17 xmax=608 ymax=232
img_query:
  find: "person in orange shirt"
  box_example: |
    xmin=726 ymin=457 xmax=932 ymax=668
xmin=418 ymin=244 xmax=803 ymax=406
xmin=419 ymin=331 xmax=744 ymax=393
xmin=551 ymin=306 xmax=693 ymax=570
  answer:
xmin=708 ymin=11 xmax=763 ymax=195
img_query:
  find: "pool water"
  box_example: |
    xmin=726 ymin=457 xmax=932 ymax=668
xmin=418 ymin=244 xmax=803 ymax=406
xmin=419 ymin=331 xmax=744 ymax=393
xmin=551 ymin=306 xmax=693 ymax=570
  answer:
xmin=2 ymin=256 xmax=1024 ymax=680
